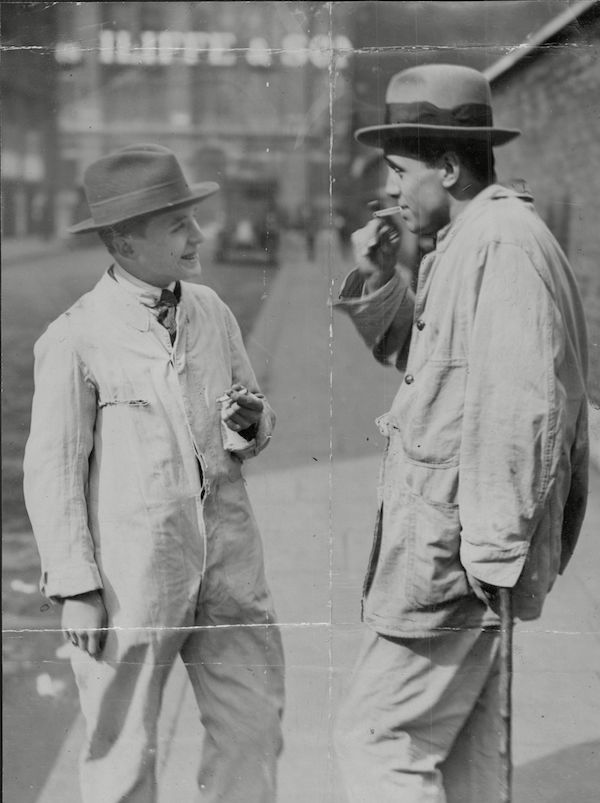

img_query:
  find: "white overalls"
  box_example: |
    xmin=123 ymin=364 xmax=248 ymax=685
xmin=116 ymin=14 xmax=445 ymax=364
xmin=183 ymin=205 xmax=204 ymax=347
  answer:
xmin=24 ymin=269 xmax=285 ymax=802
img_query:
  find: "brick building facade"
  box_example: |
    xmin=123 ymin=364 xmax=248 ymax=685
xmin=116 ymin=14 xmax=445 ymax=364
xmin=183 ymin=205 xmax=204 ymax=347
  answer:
xmin=486 ymin=0 xmax=600 ymax=405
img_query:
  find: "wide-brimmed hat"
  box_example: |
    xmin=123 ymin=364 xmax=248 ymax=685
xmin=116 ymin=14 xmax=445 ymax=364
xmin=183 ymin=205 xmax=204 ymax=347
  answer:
xmin=355 ymin=64 xmax=520 ymax=150
xmin=69 ymin=144 xmax=220 ymax=234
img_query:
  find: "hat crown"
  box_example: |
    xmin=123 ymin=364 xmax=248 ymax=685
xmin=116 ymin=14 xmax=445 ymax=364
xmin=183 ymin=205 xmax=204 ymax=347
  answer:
xmin=69 ymin=144 xmax=220 ymax=233
xmin=83 ymin=145 xmax=187 ymax=207
xmin=385 ymin=64 xmax=492 ymax=109
xmin=353 ymin=63 xmax=520 ymax=150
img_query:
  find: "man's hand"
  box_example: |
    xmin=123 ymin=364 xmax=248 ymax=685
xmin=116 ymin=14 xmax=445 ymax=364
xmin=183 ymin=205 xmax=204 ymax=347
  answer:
xmin=221 ymin=384 xmax=264 ymax=432
xmin=61 ymin=590 xmax=108 ymax=658
xmin=352 ymin=218 xmax=401 ymax=294
xmin=467 ymin=573 xmax=502 ymax=609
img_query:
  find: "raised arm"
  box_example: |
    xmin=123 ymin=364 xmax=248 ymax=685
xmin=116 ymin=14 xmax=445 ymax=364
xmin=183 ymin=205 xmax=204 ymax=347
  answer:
xmin=333 ymin=219 xmax=416 ymax=371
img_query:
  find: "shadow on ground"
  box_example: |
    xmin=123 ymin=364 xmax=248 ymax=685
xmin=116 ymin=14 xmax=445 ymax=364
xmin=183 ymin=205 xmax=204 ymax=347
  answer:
xmin=514 ymin=740 xmax=600 ymax=803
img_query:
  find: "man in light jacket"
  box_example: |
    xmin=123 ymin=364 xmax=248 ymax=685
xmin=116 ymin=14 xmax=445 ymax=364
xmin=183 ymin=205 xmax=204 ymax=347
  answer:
xmin=333 ymin=64 xmax=589 ymax=802
xmin=23 ymin=144 xmax=284 ymax=803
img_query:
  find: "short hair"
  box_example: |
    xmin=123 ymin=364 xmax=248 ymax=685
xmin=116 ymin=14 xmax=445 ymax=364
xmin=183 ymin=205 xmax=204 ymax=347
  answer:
xmin=97 ymin=214 xmax=150 ymax=254
xmin=387 ymin=136 xmax=496 ymax=184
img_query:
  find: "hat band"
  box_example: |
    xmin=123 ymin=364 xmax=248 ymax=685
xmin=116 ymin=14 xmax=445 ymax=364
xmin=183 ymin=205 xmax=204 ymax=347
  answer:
xmin=385 ymin=101 xmax=493 ymax=128
xmin=88 ymin=178 xmax=192 ymax=226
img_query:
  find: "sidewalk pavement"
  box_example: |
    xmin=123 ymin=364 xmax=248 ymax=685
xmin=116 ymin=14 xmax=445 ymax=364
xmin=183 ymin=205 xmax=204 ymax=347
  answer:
xmin=36 ymin=232 xmax=600 ymax=802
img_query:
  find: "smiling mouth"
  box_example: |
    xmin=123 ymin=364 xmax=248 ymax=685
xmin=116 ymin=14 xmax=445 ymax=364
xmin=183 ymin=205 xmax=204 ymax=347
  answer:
xmin=181 ymin=252 xmax=198 ymax=261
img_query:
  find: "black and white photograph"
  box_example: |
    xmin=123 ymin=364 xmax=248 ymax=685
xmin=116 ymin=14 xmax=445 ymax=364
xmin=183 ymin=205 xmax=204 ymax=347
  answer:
xmin=2 ymin=2 xmax=600 ymax=802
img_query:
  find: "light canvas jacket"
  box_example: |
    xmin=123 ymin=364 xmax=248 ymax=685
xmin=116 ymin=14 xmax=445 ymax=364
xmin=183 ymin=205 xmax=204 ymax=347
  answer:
xmin=23 ymin=270 xmax=275 ymax=629
xmin=335 ymin=185 xmax=589 ymax=636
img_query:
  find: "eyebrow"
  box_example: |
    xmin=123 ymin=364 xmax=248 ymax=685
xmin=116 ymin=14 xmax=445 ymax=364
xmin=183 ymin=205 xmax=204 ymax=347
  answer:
xmin=383 ymin=156 xmax=404 ymax=172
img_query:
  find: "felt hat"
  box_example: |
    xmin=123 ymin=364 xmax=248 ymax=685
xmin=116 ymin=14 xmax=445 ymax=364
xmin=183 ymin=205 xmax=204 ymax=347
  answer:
xmin=355 ymin=64 xmax=520 ymax=149
xmin=69 ymin=144 xmax=220 ymax=233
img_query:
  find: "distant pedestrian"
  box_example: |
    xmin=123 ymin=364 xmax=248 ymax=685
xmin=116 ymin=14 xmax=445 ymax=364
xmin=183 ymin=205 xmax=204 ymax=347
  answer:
xmin=333 ymin=208 xmax=352 ymax=258
xmin=302 ymin=204 xmax=318 ymax=260
xmin=23 ymin=144 xmax=284 ymax=803
xmin=333 ymin=64 xmax=589 ymax=802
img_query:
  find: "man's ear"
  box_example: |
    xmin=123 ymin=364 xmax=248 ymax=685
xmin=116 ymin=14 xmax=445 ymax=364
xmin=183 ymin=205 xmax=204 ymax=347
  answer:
xmin=440 ymin=151 xmax=460 ymax=189
xmin=113 ymin=235 xmax=136 ymax=260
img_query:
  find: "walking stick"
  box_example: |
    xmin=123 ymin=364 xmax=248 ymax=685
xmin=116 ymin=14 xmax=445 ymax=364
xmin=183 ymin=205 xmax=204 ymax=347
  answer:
xmin=498 ymin=587 xmax=513 ymax=803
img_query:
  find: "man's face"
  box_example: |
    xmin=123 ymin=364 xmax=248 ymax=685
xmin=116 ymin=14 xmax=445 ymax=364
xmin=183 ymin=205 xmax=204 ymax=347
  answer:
xmin=127 ymin=204 xmax=204 ymax=287
xmin=383 ymin=151 xmax=450 ymax=236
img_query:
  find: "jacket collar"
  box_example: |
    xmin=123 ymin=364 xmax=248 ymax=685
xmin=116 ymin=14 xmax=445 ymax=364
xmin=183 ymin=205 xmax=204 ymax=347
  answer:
xmin=434 ymin=182 xmax=534 ymax=253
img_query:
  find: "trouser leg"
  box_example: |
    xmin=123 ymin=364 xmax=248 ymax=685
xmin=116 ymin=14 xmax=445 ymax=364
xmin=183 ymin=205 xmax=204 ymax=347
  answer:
xmin=334 ymin=626 xmax=500 ymax=803
xmin=440 ymin=651 xmax=502 ymax=803
xmin=181 ymin=612 xmax=285 ymax=803
xmin=182 ymin=477 xmax=285 ymax=802
xmin=71 ymin=627 xmax=183 ymax=803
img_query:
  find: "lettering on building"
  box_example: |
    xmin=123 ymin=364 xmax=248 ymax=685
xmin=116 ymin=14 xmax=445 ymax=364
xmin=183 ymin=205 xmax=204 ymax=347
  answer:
xmin=55 ymin=31 xmax=353 ymax=69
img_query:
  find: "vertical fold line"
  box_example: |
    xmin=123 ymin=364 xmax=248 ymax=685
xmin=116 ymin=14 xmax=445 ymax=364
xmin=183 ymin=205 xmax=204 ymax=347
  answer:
xmin=326 ymin=2 xmax=335 ymax=799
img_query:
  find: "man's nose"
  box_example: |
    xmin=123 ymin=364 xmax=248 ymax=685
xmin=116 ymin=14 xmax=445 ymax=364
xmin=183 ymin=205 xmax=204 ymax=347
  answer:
xmin=189 ymin=219 xmax=204 ymax=243
xmin=384 ymin=168 xmax=400 ymax=198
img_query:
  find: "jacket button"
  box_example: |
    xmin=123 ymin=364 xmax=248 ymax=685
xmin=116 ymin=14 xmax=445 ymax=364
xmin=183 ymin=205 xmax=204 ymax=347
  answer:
xmin=416 ymin=319 xmax=426 ymax=330
xmin=405 ymin=374 xmax=414 ymax=385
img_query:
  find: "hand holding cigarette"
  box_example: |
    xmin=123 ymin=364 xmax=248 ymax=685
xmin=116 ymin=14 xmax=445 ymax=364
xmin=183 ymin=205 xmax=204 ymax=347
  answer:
xmin=351 ymin=201 xmax=402 ymax=292
xmin=218 ymin=383 xmax=264 ymax=432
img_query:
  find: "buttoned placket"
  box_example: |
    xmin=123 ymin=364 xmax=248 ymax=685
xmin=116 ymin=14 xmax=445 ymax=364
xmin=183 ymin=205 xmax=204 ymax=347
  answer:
xmin=404 ymin=250 xmax=438 ymax=384
xmin=144 ymin=293 xmax=209 ymax=505
xmin=159 ymin=301 xmax=210 ymax=582
xmin=169 ymin=303 xmax=210 ymax=502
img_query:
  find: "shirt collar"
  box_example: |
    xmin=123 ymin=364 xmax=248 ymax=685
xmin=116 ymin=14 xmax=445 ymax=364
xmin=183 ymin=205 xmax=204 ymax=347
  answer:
xmin=111 ymin=263 xmax=177 ymax=306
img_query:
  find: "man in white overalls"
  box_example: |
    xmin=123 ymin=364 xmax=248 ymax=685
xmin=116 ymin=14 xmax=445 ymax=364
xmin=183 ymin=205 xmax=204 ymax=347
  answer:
xmin=24 ymin=144 xmax=285 ymax=803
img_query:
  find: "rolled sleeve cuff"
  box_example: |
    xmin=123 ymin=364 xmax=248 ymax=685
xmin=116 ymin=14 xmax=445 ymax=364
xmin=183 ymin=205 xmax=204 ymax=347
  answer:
xmin=333 ymin=269 xmax=409 ymax=350
xmin=460 ymin=540 xmax=529 ymax=588
xmin=226 ymin=407 xmax=274 ymax=460
xmin=253 ymin=410 xmax=273 ymax=455
xmin=41 ymin=562 xmax=103 ymax=601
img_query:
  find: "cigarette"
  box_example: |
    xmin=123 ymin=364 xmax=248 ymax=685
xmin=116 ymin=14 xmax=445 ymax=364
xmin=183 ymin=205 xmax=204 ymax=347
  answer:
xmin=217 ymin=387 xmax=248 ymax=405
xmin=373 ymin=206 xmax=403 ymax=218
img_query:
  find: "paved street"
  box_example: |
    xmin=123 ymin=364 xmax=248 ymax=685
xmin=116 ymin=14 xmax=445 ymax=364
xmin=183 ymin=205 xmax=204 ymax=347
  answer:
xmin=3 ymin=232 xmax=599 ymax=802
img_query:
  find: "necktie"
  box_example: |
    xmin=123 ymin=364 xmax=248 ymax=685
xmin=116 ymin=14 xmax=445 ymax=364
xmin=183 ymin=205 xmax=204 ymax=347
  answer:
xmin=154 ymin=282 xmax=181 ymax=344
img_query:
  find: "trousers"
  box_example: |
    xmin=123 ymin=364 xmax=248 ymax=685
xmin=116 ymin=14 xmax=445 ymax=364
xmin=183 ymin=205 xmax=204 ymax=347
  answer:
xmin=71 ymin=604 xmax=284 ymax=803
xmin=335 ymin=626 xmax=501 ymax=803
xmin=70 ymin=483 xmax=285 ymax=803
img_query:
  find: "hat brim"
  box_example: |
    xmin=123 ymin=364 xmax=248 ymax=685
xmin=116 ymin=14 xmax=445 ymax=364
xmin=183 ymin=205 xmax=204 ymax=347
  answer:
xmin=68 ymin=181 xmax=220 ymax=234
xmin=354 ymin=124 xmax=521 ymax=149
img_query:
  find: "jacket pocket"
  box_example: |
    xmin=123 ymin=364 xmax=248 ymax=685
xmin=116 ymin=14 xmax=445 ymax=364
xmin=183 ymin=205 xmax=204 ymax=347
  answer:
xmin=405 ymin=494 xmax=468 ymax=608
xmin=393 ymin=360 xmax=466 ymax=466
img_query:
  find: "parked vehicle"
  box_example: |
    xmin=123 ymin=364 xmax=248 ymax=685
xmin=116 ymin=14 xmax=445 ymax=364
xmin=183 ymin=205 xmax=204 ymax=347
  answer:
xmin=214 ymin=171 xmax=280 ymax=266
